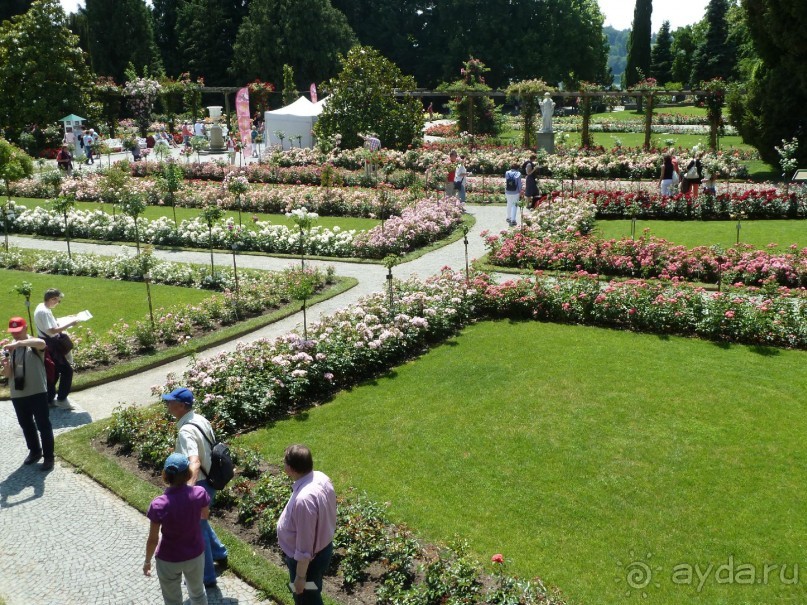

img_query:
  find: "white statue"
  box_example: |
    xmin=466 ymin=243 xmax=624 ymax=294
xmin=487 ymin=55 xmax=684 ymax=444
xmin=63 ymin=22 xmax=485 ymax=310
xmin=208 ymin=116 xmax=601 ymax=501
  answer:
xmin=539 ymin=93 xmax=555 ymax=133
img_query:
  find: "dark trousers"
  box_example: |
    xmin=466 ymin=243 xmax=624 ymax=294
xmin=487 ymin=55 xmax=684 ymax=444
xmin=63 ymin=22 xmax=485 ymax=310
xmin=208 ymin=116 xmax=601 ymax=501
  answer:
xmin=47 ymin=359 xmax=73 ymax=402
xmin=284 ymin=542 xmax=333 ymax=605
xmin=12 ymin=392 xmax=54 ymax=458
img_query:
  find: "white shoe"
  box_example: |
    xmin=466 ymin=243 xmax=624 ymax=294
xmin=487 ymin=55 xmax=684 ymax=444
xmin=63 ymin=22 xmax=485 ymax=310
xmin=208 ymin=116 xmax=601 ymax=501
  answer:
xmin=55 ymin=398 xmax=76 ymax=410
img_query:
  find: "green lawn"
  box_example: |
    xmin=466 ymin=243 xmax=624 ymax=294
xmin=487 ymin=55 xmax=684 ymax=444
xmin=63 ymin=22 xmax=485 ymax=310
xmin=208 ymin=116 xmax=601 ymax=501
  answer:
xmin=0 ymin=268 xmax=213 ymax=336
xmin=566 ymin=132 xmax=754 ymax=153
xmin=590 ymin=106 xmax=709 ymax=121
xmin=239 ymin=320 xmax=807 ymax=605
xmin=11 ymin=197 xmax=380 ymax=232
xmin=594 ymin=219 xmax=806 ymax=250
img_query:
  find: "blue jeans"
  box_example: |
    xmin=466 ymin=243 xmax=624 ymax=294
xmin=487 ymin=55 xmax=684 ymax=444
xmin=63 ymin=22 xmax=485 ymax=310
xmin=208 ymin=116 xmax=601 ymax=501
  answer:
xmin=197 ymin=480 xmax=228 ymax=584
xmin=284 ymin=542 xmax=333 ymax=605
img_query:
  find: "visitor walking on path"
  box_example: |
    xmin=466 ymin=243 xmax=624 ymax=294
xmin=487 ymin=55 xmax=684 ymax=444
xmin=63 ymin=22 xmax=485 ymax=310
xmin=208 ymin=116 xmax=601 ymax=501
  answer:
xmin=684 ymin=151 xmax=704 ymax=196
xmin=659 ymin=152 xmax=679 ymax=196
xmin=2 ymin=317 xmax=54 ymax=471
xmin=278 ymin=444 xmax=337 ymax=605
xmin=163 ymin=387 xmax=229 ymax=589
xmin=56 ymin=144 xmax=73 ymax=175
xmin=523 ymin=154 xmax=538 ymax=206
xmin=144 ymin=452 xmax=210 ymax=605
xmin=454 ymin=154 xmax=468 ymax=204
xmin=445 ymin=150 xmax=458 ymax=198
xmin=504 ymin=163 xmax=522 ymax=226
xmin=34 ymin=288 xmax=79 ymax=410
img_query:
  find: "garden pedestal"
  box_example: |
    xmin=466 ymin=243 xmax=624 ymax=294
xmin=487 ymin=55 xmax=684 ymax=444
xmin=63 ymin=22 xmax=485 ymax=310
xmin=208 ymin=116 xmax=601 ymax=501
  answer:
xmin=537 ymin=131 xmax=555 ymax=154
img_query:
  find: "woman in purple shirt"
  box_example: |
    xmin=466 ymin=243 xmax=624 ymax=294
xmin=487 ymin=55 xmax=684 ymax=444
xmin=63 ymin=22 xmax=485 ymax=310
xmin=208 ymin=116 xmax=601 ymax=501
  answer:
xmin=143 ymin=452 xmax=211 ymax=605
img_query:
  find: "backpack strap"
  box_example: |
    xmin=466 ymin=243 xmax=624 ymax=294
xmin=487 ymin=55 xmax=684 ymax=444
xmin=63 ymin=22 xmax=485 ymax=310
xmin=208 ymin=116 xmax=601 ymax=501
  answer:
xmin=185 ymin=421 xmax=216 ymax=478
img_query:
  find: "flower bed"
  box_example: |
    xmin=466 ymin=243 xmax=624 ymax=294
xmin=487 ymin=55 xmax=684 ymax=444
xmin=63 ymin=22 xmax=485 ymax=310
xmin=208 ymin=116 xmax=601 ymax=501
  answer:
xmin=135 ymin=146 xmax=752 ymax=180
xmin=0 ymin=246 xmax=333 ymax=370
xmin=5 ymin=196 xmax=463 ymax=259
xmin=104 ymin=267 xmax=806 ymax=604
xmin=583 ymin=188 xmax=807 ymax=220
xmin=485 ymin=231 xmax=807 ymax=288
xmin=477 ymin=271 xmax=807 ymax=348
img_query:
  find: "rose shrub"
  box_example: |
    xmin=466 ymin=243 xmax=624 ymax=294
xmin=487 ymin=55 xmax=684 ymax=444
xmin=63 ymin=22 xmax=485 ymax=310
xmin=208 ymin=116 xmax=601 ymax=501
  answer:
xmin=485 ymin=231 xmax=807 ymax=288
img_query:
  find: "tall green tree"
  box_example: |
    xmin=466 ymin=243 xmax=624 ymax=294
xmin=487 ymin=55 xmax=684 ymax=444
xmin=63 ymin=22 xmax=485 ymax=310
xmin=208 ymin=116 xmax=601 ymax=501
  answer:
xmin=0 ymin=0 xmax=92 ymax=141
xmin=83 ymin=0 xmax=162 ymax=82
xmin=0 ymin=0 xmax=34 ymax=22
xmin=650 ymin=21 xmax=673 ymax=85
xmin=330 ymin=0 xmax=422 ymax=84
xmin=230 ymin=0 xmax=356 ymax=89
xmin=334 ymin=0 xmax=609 ymax=90
xmin=177 ymin=0 xmax=249 ymax=86
xmin=314 ymin=46 xmax=423 ymax=151
xmin=152 ymin=0 xmax=182 ymax=77
xmin=625 ymin=0 xmax=652 ymax=88
xmin=728 ymin=0 xmax=807 ymax=167
xmin=670 ymin=25 xmax=697 ymax=85
xmin=690 ymin=0 xmax=736 ymax=85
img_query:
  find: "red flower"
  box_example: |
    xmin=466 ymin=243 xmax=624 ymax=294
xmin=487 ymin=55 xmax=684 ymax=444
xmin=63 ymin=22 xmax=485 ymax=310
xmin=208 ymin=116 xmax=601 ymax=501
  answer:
xmin=491 ymin=553 xmax=504 ymax=564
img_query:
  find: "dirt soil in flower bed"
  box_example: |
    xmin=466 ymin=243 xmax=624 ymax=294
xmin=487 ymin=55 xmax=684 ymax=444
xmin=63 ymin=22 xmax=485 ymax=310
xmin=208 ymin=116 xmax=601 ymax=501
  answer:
xmin=89 ymin=434 xmax=457 ymax=605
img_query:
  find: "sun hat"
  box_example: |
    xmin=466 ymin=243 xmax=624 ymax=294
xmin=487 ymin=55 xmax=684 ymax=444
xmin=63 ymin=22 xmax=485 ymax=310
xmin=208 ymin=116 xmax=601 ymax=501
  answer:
xmin=164 ymin=452 xmax=190 ymax=473
xmin=8 ymin=317 xmax=27 ymax=335
xmin=161 ymin=387 xmax=194 ymax=405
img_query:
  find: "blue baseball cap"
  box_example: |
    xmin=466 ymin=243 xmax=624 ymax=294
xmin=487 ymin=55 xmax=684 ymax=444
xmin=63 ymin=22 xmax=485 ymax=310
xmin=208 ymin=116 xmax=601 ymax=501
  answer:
xmin=161 ymin=387 xmax=194 ymax=405
xmin=164 ymin=452 xmax=190 ymax=473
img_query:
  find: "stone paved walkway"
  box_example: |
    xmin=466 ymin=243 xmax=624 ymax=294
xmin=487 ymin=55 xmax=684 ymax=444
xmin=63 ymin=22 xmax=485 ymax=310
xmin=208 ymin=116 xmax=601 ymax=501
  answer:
xmin=0 ymin=203 xmax=506 ymax=605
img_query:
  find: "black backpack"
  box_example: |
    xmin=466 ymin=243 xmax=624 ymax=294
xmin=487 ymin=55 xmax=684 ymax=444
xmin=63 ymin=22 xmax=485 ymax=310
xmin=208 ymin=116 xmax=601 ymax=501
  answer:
xmin=506 ymin=172 xmax=518 ymax=192
xmin=187 ymin=422 xmax=235 ymax=490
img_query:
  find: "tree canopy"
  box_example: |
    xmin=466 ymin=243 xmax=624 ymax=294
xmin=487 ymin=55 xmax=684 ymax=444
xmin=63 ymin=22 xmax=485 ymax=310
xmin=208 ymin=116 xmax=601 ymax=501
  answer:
xmin=625 ymin=0 xmax=652 ymax=88
xmin=230 ymin=0 xmax=356 ymax=91
xmin=314 ymin=46 xmax=424 ymax=151
xmin=729 ymin=0 xmax=807 ymax=166
xmin=82 ymin=0 xmax=162 ymax=82
xmin=650 ymin=21 xmax=673 ymax=85
xmin=0 ymin=0 xmax=92 ymax=140
xmin=690 ymin=0 xmax=736 ymax=86
xmin=334 ymin=0 xmax=610 ymax=89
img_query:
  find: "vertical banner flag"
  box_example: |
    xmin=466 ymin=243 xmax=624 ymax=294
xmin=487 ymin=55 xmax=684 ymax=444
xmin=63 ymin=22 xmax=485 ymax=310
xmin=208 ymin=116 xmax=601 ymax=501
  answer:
xmin=236 ymin=87 xmax=253 ymax=158
xmin=310 ymin=83 xmax=318 ymax=103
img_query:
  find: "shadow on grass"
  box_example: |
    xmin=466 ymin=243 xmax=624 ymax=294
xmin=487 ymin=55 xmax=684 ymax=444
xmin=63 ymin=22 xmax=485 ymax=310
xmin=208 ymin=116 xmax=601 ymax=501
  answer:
xmin=748 ymin=345 xmax=780 ymax=357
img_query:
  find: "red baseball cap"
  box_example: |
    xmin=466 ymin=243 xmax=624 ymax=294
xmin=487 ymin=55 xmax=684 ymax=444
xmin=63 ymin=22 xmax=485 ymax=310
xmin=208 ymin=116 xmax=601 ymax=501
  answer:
xmin=8 ymin=317 xmax=27 ymax=334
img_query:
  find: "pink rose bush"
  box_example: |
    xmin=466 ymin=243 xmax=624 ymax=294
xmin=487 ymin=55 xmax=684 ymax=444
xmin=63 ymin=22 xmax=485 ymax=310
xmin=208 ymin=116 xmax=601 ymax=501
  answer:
xmin=486 ymin=231 xmax=807 ymax=288
xmin=353 ymin=196 xmax=464 ymax=257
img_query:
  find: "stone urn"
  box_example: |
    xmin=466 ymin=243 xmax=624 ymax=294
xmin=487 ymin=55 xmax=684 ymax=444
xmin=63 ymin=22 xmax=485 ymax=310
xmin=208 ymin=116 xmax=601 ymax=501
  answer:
xmin=206 ymin=106 xmax=226 ymax=153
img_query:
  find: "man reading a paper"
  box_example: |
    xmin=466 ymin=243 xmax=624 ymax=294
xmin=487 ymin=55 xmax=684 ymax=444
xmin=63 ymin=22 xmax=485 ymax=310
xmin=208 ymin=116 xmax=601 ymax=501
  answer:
xmin=34 ymin=289 xmax=86 ymax=410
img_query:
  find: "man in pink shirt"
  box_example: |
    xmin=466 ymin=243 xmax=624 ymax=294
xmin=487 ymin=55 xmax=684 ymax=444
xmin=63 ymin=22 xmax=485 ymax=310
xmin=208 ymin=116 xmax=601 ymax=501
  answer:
xmin=277 ymin=444 xmax=337 ymax=604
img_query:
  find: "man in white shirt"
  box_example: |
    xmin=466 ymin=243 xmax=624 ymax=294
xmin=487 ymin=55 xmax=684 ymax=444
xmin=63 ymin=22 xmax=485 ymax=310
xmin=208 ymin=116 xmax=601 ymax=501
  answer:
xmin=163 ymin=387 xmax=229 ymax=588
xmin=33 ymin=289 xmax=77 ymax=410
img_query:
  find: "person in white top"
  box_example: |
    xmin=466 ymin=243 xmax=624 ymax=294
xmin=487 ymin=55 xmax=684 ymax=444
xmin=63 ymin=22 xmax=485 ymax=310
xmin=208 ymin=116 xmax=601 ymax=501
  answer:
xmin=454 ymin=155 xmax=469 ymax=204
xmin=163 ymin=387 xmax=229 ymax=588
xmin=33 ymin=288 xmax=78 ymax=410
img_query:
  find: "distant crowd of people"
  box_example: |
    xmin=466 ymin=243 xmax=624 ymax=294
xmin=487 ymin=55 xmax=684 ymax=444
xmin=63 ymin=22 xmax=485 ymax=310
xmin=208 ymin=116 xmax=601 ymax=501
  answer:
xmin=442 ymin=147 xmax=719 ymax=228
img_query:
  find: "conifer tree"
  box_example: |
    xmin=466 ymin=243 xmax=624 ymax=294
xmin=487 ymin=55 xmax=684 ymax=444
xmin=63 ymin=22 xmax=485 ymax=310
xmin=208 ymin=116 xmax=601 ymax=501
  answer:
xmin=625 ymin=0 xmax=653 ymax=88
xmin=650 ymin=21 xmax=673 ymax=85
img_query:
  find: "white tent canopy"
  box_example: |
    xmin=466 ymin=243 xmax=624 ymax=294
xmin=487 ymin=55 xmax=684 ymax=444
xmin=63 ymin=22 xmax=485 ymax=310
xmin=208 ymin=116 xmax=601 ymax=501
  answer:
xmin=264 ymin=97 xmax=325 ymax=149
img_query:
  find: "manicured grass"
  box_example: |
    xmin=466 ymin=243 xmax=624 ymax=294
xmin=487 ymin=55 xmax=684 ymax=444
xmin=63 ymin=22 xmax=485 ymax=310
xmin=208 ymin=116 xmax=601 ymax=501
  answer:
xmin=593 ymin=219 xmax=806 ymax=250
xmin=12 ymin=197 xmax=380 ymax=232
xmin=239 ymin=320 xmax=807 ymax=605
xmin=565 ymin=132 xmax=753 ymax=153
xmin=0 ymin=268 xmax=212 ymax=335
xmin=590 ymin=106 xmax=709 ymax=121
